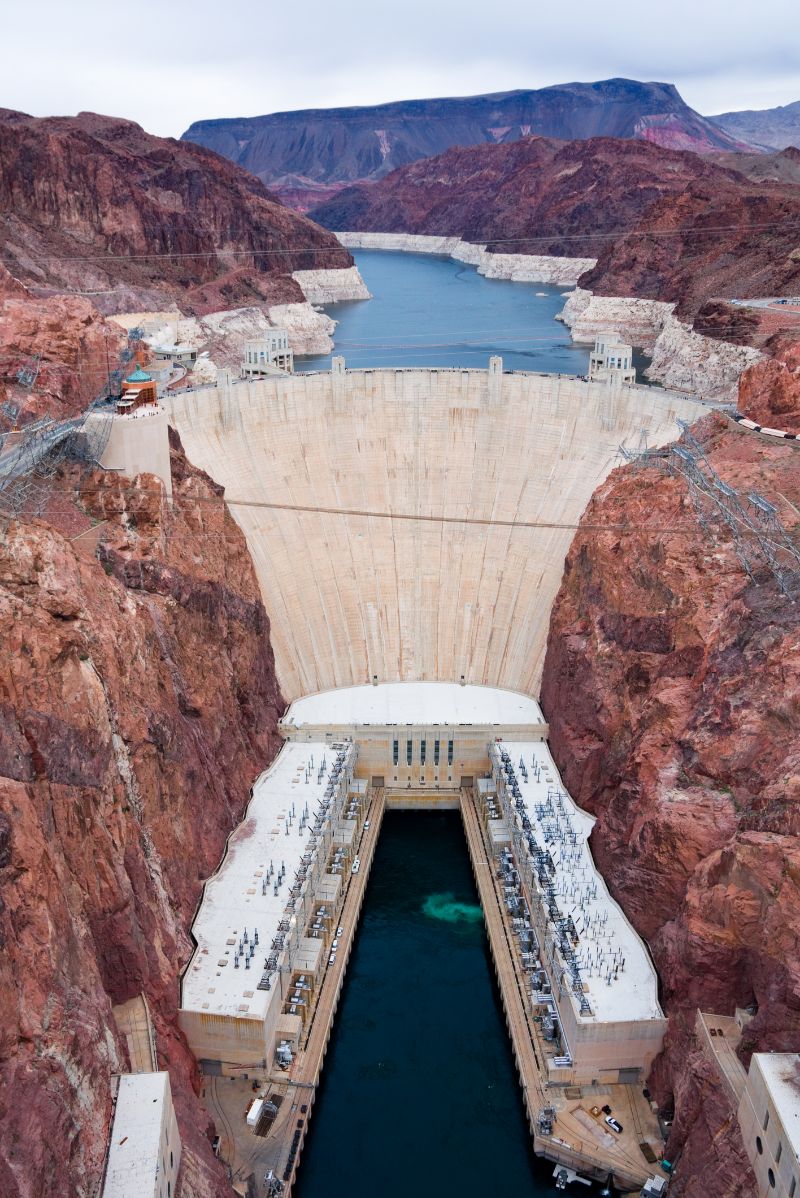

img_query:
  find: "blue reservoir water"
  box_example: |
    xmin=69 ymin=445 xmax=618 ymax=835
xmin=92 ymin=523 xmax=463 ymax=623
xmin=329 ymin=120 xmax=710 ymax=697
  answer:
xmin=294 ymin=812 xmax=556 ymax=1198
xmin=297 ymin=249 xmax=590 ymax=373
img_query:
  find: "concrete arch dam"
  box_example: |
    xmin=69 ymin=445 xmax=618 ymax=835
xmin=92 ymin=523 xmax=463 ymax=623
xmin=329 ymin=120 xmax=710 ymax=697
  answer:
xmin=167 ymin=369 xmax=704 ymax=700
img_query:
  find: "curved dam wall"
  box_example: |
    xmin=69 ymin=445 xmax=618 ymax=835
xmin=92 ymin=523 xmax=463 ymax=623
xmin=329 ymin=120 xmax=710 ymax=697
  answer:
xmin=167 ymin=369 xmax=706 ymax=700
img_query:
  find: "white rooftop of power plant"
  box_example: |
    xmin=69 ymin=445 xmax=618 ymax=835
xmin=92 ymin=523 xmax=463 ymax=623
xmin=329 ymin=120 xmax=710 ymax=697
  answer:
xmin=493 ymin=740 xmax=663 ymax=1025
xmin=102 ymin=1072 xmax=171 ymax=1198
xmin=753 ymin=1054 xmax=800 ymax=1160
xmin=284 ymin=682 xmax=544 ymax=728
xmin=181 ymin=740 xmax=352 ymax=1021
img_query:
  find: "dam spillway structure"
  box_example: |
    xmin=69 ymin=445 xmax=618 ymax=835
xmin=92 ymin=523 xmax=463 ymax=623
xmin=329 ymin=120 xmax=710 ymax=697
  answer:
xmin=166 ymin=365 xmax=706 ymax=702
xmin=169 ymin=365 xmax=709 ymax=1194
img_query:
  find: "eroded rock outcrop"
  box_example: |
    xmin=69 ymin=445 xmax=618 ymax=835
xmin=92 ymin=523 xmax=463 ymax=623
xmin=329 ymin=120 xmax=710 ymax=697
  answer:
xmin=0 ymin=436 xmax=284 ymax=1198
xmin=738 ymin=338 xmax=800 ymax=430
xmin=540 ymin=397 xmax=800 ymax=1196
xmin=558 ymin=288 xmax=764 ymax=399
xmin=337 ymin=231 xmax=595 ymax=286
xmin=0 ymin=269 xmax=131 ymax=419
xmin=0 ymin=108 xmax=353 ymax=314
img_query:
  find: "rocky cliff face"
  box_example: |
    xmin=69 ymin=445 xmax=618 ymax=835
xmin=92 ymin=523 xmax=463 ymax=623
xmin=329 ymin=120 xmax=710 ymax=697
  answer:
xmin=558 ymin=288 xmax=764 ymax=400
xmin=539 ymin=371 xmax=800 ymax=1196
xmin=0 ymin=268 xmax=130 ymax=419
xmin=738 ymin=336 xmax=800 ymax=429
xmin=0 ymin=435 xmax=284 ymax=1198
xmin=181 ymin=79 xmax=752 ymax=206
xmin=311 ymin=135 xmax=800 ymax=323
xmin=0 ymin=108 xmax=352 ymax=314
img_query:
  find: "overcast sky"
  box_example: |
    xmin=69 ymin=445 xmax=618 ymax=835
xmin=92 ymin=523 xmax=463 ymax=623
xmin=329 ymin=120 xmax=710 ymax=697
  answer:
xmin=4 ymin=0 xmax=799 ymax=138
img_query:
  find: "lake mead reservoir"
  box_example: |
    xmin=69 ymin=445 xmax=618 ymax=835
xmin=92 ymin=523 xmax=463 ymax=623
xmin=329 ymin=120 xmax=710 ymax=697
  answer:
xmin=298 ymin=249 xmax=591 ymax=373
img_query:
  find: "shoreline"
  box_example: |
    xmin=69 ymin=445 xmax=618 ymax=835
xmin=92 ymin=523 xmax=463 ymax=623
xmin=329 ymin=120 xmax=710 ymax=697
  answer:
xmin=335 ymin=233 xmax=763 ymax=401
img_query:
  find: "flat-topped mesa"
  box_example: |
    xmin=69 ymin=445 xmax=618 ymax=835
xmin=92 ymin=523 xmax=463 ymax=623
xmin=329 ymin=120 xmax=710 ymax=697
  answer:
xmin=179 ymin=740 xmax=358 ymax=1071
xmin=487 ymin=740 xmax=666 ymax=1086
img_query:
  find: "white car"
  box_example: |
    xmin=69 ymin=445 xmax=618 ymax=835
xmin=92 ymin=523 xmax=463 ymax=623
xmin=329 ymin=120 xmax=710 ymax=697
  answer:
xmin=331 ymin=938 xmax=339 ymax=949
xmin=328 ymin=953 xmax=336 ymax=966
xmin=605 ymin=1116 xmax=623 ymax=1134
xmin=337 ymin=926 xmax=344 ymax=937
xmin=364 ymin=820 xmax=370 ymax=830
xmin=351 ymin=857 xmax=360 ymax=874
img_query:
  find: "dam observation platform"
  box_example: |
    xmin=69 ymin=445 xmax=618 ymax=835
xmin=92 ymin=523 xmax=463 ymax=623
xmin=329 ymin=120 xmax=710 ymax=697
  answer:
xmin=182 ymin=683 xmax=669 ymax=1195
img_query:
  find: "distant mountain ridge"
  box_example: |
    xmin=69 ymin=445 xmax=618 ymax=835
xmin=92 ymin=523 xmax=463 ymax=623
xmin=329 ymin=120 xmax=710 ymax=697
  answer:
xmin=182 ymin=78 xmax=754 ymax=208
xmin=309 ymin=136 xmax=800 ymax=321
xmin=709 ymin=99 xmax=800 ymax=151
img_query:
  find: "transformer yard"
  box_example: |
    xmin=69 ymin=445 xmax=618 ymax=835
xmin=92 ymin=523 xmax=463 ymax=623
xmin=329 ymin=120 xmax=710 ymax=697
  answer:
xmin=181 ymin=684 xmax=669 ymax=1195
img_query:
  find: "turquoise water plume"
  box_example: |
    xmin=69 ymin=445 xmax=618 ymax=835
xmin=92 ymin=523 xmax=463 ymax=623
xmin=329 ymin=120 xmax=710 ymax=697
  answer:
xmin=422 ymin=890 xmax=484 ymax=924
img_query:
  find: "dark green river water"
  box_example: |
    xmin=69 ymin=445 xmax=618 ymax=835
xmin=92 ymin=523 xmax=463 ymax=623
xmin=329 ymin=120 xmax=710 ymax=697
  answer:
xmin=294 ymin=812 xmax=558 ymax=1198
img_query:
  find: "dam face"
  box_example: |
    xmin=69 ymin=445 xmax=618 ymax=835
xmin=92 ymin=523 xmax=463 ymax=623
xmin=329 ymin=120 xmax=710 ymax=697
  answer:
xmin=167 ymin=369 xmax=703 ymax=700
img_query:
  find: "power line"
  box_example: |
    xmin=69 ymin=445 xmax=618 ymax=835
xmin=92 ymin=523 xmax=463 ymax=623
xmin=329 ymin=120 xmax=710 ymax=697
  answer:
xmin=5 ymin=219 xmax=800 ymax=267
xmin=57 ymin=484 xmax=734 ymax=536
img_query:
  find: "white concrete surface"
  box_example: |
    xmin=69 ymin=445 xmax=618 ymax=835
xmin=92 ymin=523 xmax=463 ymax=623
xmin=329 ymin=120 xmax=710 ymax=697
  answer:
xmin=739 ymin=1053 xmax=800 ymax=1198
xmin=181 ymin=741 xmax=354 ymax=1021
xmin=491 ymin=740 xmax=663 ymax=1025
xmin=91 ymin=402 xmax=172 ymax=498
xmin=167 ymin=368 xmax=705 ymax=700
xmin=285 ymin=682 xmax=543 ymax=728
xmin=754 ymin=1055 xmax=800 ymax=1161
xmin=103 ymin=1072 xmax=181 ymax=1198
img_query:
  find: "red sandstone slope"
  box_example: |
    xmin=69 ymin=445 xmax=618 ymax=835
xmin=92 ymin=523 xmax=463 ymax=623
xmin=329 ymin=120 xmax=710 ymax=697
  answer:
xmin=310 ymin=137 xmax=800 ymax=321
xmin=0 ymin=436 xmax=284 ymax=1198
xmin=0 ymin=267 xmax=132 ymax=420
xmin=539 ymin=365 xmax=800 ymax=1197
xmin=0 ymin=108 xmax=351 ymax=314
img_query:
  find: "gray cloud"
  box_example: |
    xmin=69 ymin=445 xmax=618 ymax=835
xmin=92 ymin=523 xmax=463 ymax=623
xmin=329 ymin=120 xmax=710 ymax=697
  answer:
xmin=3 ymin=0 xmax=799 ymax=136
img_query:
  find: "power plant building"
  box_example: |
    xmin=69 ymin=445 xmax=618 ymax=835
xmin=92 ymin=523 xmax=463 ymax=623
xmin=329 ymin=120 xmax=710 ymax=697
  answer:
xmin=738 ymin=1054 xmax=800 ymax=1198
xmin=486 ymin=739 xmax=666 ymax=1085
xmin=102 ymin=1072 xmax=181 ymax=1198
xmin=241 ymin=332 xmax=294 ymax=377
xmin=178 ymin=741 xmax=359 ymax=1074
xmin=281 ymin=682 xmax=548 ymax=793
xmin=589 ymin=332 xmax=637 ymax=385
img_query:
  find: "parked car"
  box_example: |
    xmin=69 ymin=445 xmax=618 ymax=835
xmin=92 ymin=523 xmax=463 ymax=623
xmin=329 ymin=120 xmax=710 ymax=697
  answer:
xmin=364 ymin=820 xmax=370 ymax=830
xmin=605 ymin=1116 xmax=623 ymax=1134
xmin=337 ymin=926 xmax=344 ymax=936
xmin=352 ymin=857 xmax=360 ymax=874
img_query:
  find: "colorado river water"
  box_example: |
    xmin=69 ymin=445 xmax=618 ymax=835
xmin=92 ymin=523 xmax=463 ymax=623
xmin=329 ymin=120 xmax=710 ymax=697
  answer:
xmin=298 ymin=249 xmax=591 ymax=373
xmin=293 ymin=812 xmax=555 ymax=1198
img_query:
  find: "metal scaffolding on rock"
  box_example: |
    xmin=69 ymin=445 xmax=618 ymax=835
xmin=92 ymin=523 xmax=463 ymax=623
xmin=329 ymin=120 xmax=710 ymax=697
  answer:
xmin=620 ymin=419 xmax=800 ymax=597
